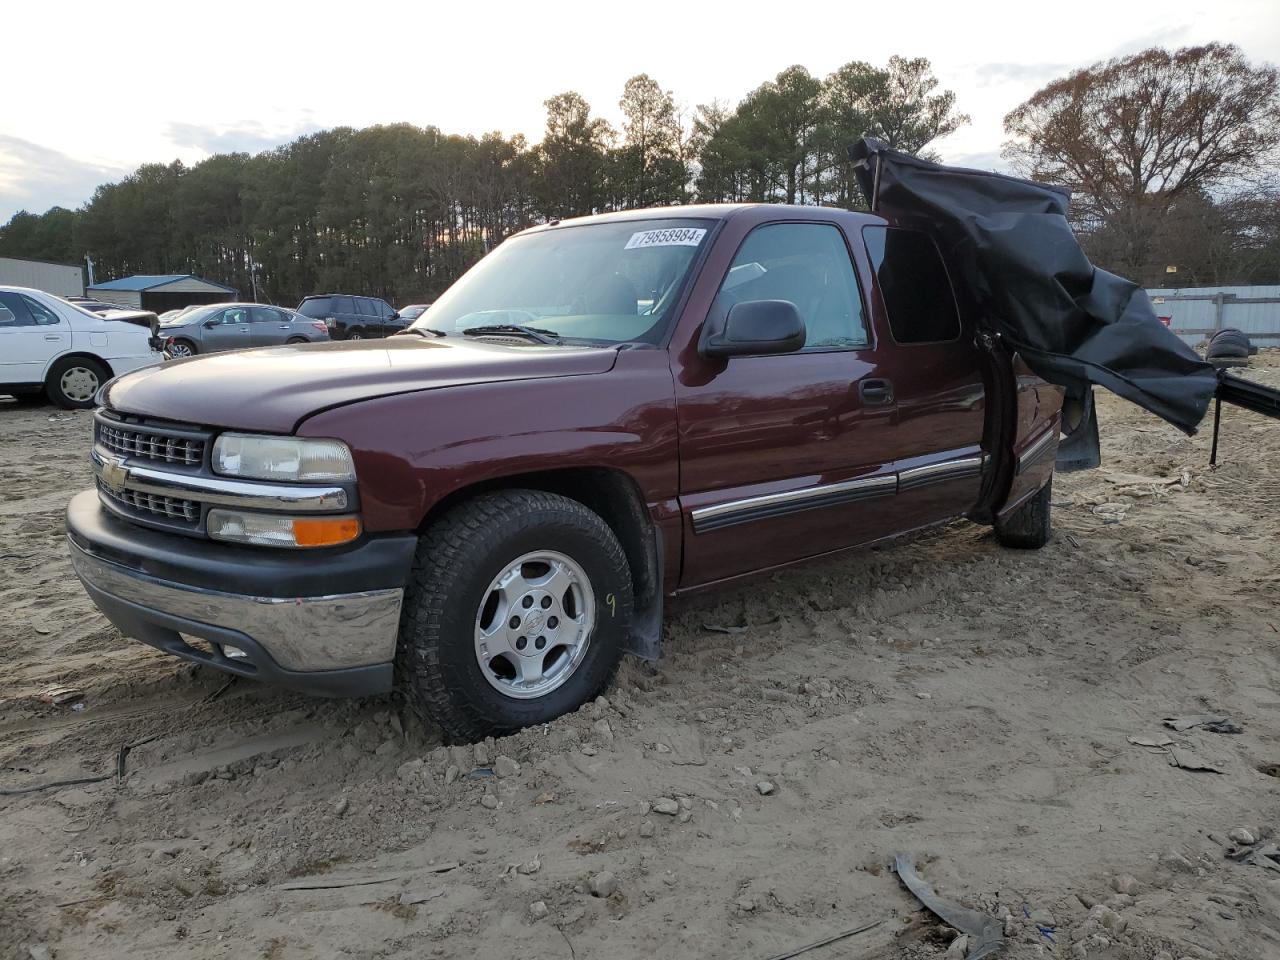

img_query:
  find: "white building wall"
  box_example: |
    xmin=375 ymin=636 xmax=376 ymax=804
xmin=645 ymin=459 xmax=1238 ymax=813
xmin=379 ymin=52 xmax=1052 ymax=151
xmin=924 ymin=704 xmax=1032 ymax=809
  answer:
xmin=0 ymin=257 xmax=85 ymax=297
xmin=87 ymin=289 xmax=143 ymax=309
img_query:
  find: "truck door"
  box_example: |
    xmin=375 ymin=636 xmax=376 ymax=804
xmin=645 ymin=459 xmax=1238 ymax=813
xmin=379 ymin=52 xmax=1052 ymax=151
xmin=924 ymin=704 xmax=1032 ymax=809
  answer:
xmin=859 ymin=225 xmax=987 ymax=527
xmin=673 ymin=220 xmax=905 ymax=587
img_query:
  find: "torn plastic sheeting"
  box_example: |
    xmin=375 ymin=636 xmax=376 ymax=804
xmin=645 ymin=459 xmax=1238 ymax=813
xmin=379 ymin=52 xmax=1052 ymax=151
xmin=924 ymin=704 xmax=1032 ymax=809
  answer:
xmin=1163 ymin=715 xmax=1242 ymax=734
xmin=892 ymin=852 xmax=1003 ymax=960
xmin=848 ymin=138 xmax=1217 ymax=435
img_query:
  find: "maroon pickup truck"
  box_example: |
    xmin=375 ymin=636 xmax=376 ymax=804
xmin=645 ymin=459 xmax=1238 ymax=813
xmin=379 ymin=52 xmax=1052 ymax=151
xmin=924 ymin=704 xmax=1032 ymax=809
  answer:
xmin=66 ymin=204 xmax=1061 ymax=739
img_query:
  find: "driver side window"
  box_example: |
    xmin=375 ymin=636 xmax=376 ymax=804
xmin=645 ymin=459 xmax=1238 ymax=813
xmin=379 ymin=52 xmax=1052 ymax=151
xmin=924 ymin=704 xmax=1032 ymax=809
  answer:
xmin=713 ymin=222 xmax=868 ymax=351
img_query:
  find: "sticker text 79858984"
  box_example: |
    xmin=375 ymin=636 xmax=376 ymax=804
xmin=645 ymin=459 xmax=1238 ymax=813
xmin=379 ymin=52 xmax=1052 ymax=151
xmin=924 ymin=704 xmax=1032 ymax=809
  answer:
xmin=624 ymin=227 xmax=707 ymax=250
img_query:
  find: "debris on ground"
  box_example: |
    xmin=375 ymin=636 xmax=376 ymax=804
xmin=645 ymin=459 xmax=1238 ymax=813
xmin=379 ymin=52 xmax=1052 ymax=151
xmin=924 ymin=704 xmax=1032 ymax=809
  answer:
xmin=1166 ymin=748 xmax=1224 ymax=774
xmin=891 ymin=852 xmax=1003 ymax=960
xmin=36 ymin=684 xmax=84 ymax=706
xmin=1163 ymin=715 xmax=1243 ymax=734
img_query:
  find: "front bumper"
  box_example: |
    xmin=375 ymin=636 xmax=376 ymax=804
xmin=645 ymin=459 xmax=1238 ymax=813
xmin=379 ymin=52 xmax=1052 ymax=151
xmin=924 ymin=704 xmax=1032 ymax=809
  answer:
xmin=66 ymin=490 xmax=417 ymax=696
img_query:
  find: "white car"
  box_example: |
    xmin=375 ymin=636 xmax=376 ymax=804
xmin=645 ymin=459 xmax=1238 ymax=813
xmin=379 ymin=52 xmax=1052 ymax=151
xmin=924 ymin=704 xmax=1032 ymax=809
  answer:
xmin=0 ymin=286 xmax=163 ymax=408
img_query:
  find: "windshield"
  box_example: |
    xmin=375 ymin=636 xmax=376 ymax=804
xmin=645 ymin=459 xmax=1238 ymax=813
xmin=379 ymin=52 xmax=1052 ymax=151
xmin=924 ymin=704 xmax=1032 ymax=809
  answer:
xmin=412 ymin=218 xmax=715 ymax=344
xmin=400 ymin=305 xmax=429 ymax=320
xmin=164 ymin=305 xmax=218 ymax=326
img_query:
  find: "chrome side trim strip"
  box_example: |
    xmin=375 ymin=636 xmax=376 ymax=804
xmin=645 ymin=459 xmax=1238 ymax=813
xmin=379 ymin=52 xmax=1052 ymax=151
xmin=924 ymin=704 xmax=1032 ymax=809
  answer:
xmin=1016 ymin=427 xmax=1058 ymax=474
xmin=92 ymin=445 xmax=349 ymax=513
xmin=691 ymin=474 xmax=897 ymax=533
xmin=68 ymin=537 xmax=401 ymax=671
xmin=898 ymin=456 xmax=983 ymax=491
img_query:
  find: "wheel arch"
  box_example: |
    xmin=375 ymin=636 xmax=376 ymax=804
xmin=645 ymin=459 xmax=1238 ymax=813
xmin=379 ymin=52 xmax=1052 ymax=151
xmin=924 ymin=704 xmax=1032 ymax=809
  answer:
xmin=417 ymin=466 xmax=663 ymax=661
xmin=43 ymin=351 xmax=114 ymax=383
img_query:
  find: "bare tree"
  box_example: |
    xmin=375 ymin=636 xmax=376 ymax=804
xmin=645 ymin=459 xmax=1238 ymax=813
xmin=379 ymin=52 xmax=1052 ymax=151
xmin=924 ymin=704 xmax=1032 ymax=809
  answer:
xmin=1004 ymin=43 xmax=1280 ymax=217
xmin=1004 ymin=43 xmax=1280 ymax=279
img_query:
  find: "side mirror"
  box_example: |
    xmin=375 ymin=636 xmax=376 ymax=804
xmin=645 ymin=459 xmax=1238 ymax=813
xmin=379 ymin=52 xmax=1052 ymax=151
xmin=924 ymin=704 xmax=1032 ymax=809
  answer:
xmin=203 ymin=318 xmax=218 ymax=328
xmin=700 ymin=300 xmax=806 ymax=358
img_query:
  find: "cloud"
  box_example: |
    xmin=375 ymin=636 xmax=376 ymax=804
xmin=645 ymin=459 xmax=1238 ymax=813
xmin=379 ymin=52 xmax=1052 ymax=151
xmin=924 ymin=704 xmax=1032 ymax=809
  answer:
xmin=163 ymin=119 xmax=323 ymax=156
xmin=941 ymin=149 xmax=1014 ymax=174
xmin=1106 ymin=25 xmax=1192 ymax=58
xmin=971 ymin=61 xmax=1073 ymax=88
xmin=0 ymin=135 xmax=129 ymax=222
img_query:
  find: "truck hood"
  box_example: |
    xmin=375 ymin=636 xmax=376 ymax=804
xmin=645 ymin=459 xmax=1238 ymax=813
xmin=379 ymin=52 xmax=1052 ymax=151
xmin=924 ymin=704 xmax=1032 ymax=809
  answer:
xmin=102 ymin=337 xmax=620 ymax=433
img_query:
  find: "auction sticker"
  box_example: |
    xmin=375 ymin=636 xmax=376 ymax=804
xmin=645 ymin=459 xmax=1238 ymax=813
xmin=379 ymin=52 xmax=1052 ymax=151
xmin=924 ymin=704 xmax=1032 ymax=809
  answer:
xmin=625 ymin=227 xmax=707 ymax=249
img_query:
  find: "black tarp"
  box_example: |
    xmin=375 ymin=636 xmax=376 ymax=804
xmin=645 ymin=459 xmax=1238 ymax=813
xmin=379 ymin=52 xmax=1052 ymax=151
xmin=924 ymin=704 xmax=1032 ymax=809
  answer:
xmin=848 ymin=138 xmax=1218 ymax=434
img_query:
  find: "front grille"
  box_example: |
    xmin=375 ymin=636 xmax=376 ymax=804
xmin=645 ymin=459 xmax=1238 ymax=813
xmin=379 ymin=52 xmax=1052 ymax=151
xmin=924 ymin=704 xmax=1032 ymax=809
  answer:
xmin=97 ymin=422 xmax=205 ymax=466
xmin=97 ymin=478 xmax=200 ymax=525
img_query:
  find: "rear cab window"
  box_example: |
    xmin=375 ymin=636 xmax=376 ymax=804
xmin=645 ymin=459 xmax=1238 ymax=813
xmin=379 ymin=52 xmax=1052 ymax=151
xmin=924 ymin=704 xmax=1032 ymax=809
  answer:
xmin=862 ymin=225 xmax=960 ymax=344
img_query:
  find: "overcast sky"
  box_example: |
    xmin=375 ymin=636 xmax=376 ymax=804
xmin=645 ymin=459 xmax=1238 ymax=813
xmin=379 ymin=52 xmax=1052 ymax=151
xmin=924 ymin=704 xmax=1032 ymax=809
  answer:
xmin=2 ymin=0 xmax=1278 ymax=223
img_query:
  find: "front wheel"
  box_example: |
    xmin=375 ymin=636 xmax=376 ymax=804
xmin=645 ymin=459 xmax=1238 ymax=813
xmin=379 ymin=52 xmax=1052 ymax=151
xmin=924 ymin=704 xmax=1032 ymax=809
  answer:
xmin=398 ymin=490 xmax=633 ymax=741
xmin=46 ymin=356 xmax=108 ymax=409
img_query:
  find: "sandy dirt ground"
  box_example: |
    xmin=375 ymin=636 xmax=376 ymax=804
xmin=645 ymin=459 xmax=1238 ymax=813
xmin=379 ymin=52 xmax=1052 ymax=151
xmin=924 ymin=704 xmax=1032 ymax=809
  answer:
xmin=2 ymin=357 xmax=1280 ymax=960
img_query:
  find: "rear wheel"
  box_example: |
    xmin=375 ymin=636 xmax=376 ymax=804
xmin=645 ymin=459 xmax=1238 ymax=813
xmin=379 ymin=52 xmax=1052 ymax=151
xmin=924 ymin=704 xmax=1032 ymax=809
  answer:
xmin=46 ymin=356 xmax=108 ymax=409
xmin=995 ymin=478 xmax=1053 ymax=549
xmin=285 ymin=337 xmax=307 ymax=344
xmin=398 ymin=489 xmax=633 ymax=741
xmin=346 ymin=328 xmax=366 ymax=341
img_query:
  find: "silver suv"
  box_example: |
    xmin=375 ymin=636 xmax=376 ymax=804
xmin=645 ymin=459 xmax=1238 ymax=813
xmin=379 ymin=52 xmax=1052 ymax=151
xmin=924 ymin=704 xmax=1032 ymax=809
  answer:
xmin=161 ymin=304 xmax=330 ymax=357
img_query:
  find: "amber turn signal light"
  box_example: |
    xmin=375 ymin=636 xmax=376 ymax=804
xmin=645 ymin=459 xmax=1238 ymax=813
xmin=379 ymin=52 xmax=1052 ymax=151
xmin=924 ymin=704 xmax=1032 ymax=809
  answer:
xmin=291 ymin=516 xmax=362 ymax=547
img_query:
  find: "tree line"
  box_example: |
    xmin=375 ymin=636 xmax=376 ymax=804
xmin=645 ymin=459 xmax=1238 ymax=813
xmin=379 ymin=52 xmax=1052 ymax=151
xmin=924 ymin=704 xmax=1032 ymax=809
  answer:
xmin=2 ymin=45 xmax=1277 ymax=304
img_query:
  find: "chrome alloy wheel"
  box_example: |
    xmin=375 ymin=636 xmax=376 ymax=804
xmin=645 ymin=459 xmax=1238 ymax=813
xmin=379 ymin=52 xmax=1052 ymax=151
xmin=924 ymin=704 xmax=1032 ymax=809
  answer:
xmin=473 ymin=550 xmax=596 ymax=699
xmin=60 ymin=365 xmax=100 ymax=402
xmin=168 ymin=341 xmax=194 ymax=358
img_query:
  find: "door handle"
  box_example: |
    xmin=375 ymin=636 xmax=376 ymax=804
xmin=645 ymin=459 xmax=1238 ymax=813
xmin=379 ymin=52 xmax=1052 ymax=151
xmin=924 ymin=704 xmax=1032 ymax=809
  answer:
xmin=45 ymin=334 xmax=63 ymax=341
xmin=859 ymin=378 xmax=895 ymax=405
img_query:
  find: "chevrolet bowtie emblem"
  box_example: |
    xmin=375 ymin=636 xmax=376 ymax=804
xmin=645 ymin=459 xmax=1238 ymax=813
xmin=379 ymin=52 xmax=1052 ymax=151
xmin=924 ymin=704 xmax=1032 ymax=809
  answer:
xmin=101 ymin=456 xmax=130 ymax=492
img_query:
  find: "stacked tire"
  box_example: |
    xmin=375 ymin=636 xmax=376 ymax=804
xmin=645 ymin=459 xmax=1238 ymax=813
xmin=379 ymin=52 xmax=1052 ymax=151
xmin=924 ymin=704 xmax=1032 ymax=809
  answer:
xmin=1206 ymin=328 xmax=1254 ymax=365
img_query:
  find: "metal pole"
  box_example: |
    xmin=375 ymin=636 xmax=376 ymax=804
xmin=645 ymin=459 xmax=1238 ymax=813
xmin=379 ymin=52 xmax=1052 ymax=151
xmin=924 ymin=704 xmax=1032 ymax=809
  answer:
xmin=1210 ymin=396 xmax=1222 ymax=467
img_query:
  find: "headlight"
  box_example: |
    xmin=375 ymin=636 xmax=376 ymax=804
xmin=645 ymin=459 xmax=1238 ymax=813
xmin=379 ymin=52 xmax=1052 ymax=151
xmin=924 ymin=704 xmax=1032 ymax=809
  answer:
xmin=207 ymin=509 xmax=361 ymax=548
xmin=212 ymin=434 xmax=355 ymax=482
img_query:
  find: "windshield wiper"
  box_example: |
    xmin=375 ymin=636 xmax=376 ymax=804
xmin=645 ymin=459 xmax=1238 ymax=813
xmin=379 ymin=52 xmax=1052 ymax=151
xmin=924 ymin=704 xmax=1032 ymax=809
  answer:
xmin=395 ymin=327 xmax=448 ymax=338
xmin=460 ymin=324 xmax=562 ymax=344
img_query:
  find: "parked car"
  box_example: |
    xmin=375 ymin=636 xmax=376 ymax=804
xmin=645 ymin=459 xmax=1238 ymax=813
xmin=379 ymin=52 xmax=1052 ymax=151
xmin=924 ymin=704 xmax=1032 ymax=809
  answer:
xmin=0 ymin=286 xmax=162 ymax=407
xmin=296 ymin=294 xmax=405 ymax=340
xmin=397 ymin=303 xmax=433 ymax=323
xmin=160 ymin=303 xmax=329 ymax=357
xmin=67 ymin=204 xmax=1065 ymax=741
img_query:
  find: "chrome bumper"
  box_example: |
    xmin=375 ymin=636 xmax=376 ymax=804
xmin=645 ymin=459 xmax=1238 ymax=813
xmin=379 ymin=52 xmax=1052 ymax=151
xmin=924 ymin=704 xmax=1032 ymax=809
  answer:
xmin=69 ymin=536 xmax=403 ymax=673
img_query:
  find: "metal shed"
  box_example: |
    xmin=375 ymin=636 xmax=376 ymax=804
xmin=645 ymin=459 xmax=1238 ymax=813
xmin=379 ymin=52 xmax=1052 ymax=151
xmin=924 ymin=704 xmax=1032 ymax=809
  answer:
xmin=87 ymin=274 xmax=237 ymax=312
xmin=0 ymin=256 xmax=85 ymax=297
